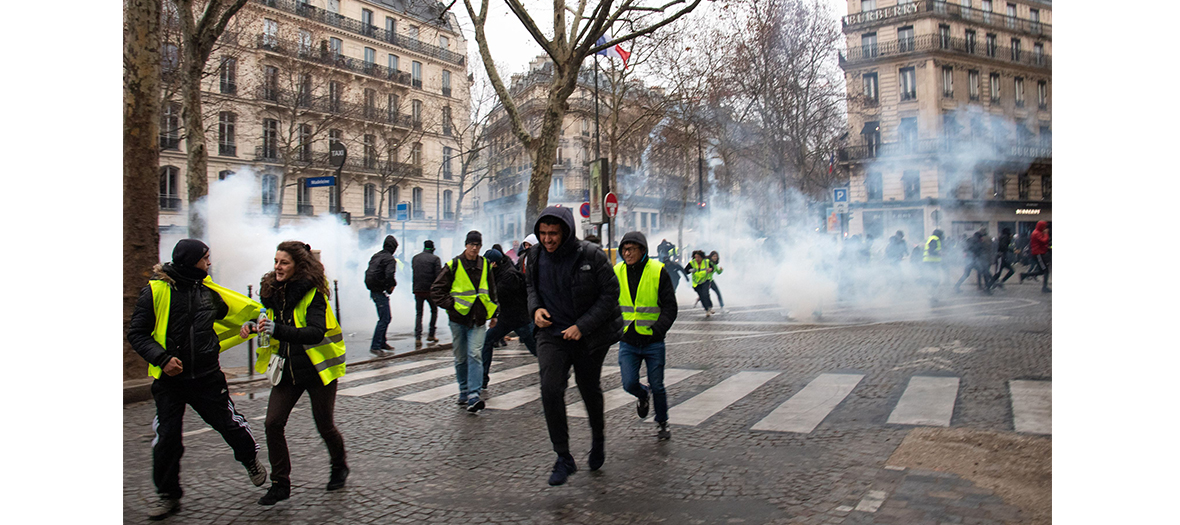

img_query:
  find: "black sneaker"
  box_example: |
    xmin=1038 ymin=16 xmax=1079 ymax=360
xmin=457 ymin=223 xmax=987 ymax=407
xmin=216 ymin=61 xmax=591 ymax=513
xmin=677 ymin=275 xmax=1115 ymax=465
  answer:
xmin=258 ymin=484 xmax=290 ymax=506
xmin=588 ymin=441 xmax=604 ymax=471
xmin=636 ymin=388 xmax=650 ymax=419
xmin=457 ymin=396 xmax=468 ymax=407
xmin=1042 ymin=287 xmax=1051 ymax=293
xmin=381 ymin=343 xmax=394 ymax=350
xmin=467 ymin=397 xmax=485 ymax=413
xmin=547 ymin=456 xmax=577 ymax=486
xmin=326 ymin=466 xmax=349 ymax=491
xmin=1019 ymin=273 xmax=1026 ymax=284
xmin=148 ymin=496 xmax=180 ymax=520
xmin=244 ymin=458 xmax=267 ymax=487
xmin=657 ymin=421 xmax=671 ymax=441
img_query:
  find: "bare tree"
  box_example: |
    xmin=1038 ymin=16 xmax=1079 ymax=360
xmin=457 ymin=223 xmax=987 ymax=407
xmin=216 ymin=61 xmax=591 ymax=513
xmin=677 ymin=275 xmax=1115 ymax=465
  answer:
xmin=125 ymin=0 xmax=162 ymax=380
xmin=448 ymin=72 xmax=513 ymax=245
xmin=461 ymin=0 xmax=704 ymax=228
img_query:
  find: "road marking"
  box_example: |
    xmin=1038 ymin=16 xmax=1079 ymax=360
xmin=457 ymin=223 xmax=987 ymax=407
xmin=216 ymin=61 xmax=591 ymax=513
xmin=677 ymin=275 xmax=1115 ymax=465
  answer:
xmin=182 ymin=409 xmax=300 ymax=437
xmin=751 ymin=373 xmax=864 ymax=433
xmin=568 ymin=368 xmax=703 ymax=418
xmin=854 ymin=489 xmax=888 ymax=512
xmin=1009 ymin=380 xmax=1051 ymax=434
xmin=397 ymin=363 xmax=539 ymax=403
xmin=337 ymin=362 xmax=487 ymax=397
xmin=485 ymin=366 xmax=619 ymax=411
xmin=338 ymin=358 xmax=450 ymax=383
xmin=667 ymin=371 xmax=781 ymax=426
xmin=887 ymin=376 xmax=960 ymax=427
xmin=489 ymin=349 xmax=533 ymax=357
xmin=668 ymin=329 xmax=773 ymax=335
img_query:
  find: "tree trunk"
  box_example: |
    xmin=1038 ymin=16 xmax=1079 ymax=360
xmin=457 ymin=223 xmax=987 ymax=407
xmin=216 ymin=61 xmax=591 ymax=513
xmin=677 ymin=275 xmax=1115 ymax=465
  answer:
xmin=182 ymin=61 xmax=209 ymax=239
xmin=124 ymin=0 xmax=162 ymax=381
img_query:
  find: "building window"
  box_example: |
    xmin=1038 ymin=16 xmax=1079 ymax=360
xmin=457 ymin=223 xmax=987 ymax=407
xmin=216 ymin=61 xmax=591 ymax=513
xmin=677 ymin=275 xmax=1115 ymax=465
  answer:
xmin=1033 ymin=43 xmax=1044 ymax=66
xmin=442 ymin=106 xmax=452 ymax=135
xmin=865 ymin=172 xmax=883 ymax=201
xmin=364 ymin=184 xmax=377 ymax=215
xmin=968 ymin=70 xmax=980 ymax=101
xmin=299 ymin=124 xmax=312 ymax=162
xmin=972 ymin=170 xmax=988 ymax=199
xmin=218 ymin=170 xmax=234 ymax=180
xmin=861 ymin=0 xmax=876 ymax=11
xmin=1041 ymin=175 xmax=1051 ymax=200
xmin=329 ymin=37 xmax=342 ymax=57
xmin=364 ymin=88 xmax=377 ymax=118
xmin=439 ymin=35 xmax=450 ymax=50
xmin=329 ymin=128 xmax=342 ymax=149
xmin=361 ymin=8 xmax=373 ymax=33
xmin=862 ymin=72 xmax=878 ymax=103
xmin=262 ymin=18 xmax=277 ymax=47
xmin=1006 ymin=3 xmax=1017 ymax=29
xmin=293 ymin=73 xmax=309 ymax=106
xmin=261 ymin=118 xmax=278 ymax=160
xmin=939 ymin=25 xmax=951 ymax=49
xmin=218 ymin=112 xmax=236 ymax=156
xmin=297 ymin=29 xmax=312 ymax=56
xmin=903 ymin=171 xmax=920 ymax=200
xmin=160 ymin=166 xmax=180 ymax=210
xmin=1030 ymin=8 xmax=1042 ymax=34
xmin=389 ymin=54 xmax=399 ymax=71
xmin=328 ymin=182 xmax=338 ymax=213
xmin=263 ymin=65 xmax=279 ymax=101
xmin=862 ymin=121 xmax=881 ymax=156
xmin=861 ymin=32 xmax=878 ymax=58
xmin=386 ymin=17 xmax=396 ymax=42
xmin=412 ymin=187 xmax=424 ymax=219
xmin=942 ymin=67 xmax=954 ymax=98
xmin=442 ymin=70 xmax=452 ymax=97
xmin=897 ymin=27 xmax=914 ymax=53
xmin=160 ymin=102 xmax=180 ymax=150
xmin=408 ymin=25 xmax=419 ymax=40
xmin=388 ymin=186 xmax=400 ymax=216
xmin=1011 ymin=38 xmax=1021 ymax=62
xmin=898 ymin=117 xmax=918 ymax=146
xmin=989 ymin=73 xmax=1001 ymax=102
xmin=986 ymin=34 xmax=997 ymax=58
xmin=1014 ymin=77 xmax=1025 ymax=107
xmin=219 ymin=57 xmax=236 ymax=94
xmin=412 ymin=61 xmax=423 ymax=89
xmin=982 ymin=0 xmax=992 ymax=22
xmin=443 ymin=146 xmax=453 ymax=179
xmin=1018 ymin=173 xmax=1030 ymax=199
xmin=364 ymin=134 xmax=377 ymax=168
xmin=411 ymin=99 xmax=422 ymax=127
xmin=942 ymin=113 xmax=960 ymax=140
xmin=329 ymin=81 xmax=341 ymax=112
xmin=965 ymin=30 xmax=976 ymax=55
xmin=993 ymin=173 xmax=1007 ymax=199
xmin=297 ymin=178 xmax=313 ymax=215
xmin=364 ymin=47 xmax=376 ymax=68
xmin=262 ymin=174 xmax=278 ymax=213
xmin=1039 ymin=126 xmax=1051 ymax=147
xmin=899 ymin=67 xmax=916 ymax=101
xmin=388 ymin=93 xmax=400 ymax=123
xmin=411 ymin=142 xmax=422 ymax=166
xmin=443 ymin=190 xmax=454 ymax=220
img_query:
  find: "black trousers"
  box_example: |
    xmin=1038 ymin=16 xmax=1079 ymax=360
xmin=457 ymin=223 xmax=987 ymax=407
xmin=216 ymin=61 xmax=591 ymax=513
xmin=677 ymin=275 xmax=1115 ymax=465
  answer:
xmin=415 ymin=293 xmax=438 ymax=339
xmin=993 ymin=254 xmax=1016 ymax=283
xmin=264 ymin=378 xmax=346 ymax=487
xmin=955 ymin=259 xmax=995 ymax=290
xmin=708 ymin=280 xmax=724 ymax=307
xmin=693 ymin=282 xmax=713 ymax=311
xmin=1022 ymin=253 xmax=1051 ymax=289
xmin=151 ymin=372 xmax=260 ymax=498
xmin=536 ymin=330 xmax=609 ymax=458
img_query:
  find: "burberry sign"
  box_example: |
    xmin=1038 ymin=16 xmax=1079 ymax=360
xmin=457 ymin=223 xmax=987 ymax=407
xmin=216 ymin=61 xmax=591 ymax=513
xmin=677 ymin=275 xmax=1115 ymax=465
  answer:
xmin=844 ymin=2 xmax=920 ymax=26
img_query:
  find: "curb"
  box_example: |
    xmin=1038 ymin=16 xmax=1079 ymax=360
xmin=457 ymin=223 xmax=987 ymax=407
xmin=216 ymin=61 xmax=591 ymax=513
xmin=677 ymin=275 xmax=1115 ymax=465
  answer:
xmin=122 ymin=343 xmax=453 ymax=405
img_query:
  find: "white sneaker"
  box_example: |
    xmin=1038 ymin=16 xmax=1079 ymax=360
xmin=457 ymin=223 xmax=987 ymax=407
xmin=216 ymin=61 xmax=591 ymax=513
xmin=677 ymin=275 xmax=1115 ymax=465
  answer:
xmin=148 ymin=497 xmax=180 ymax=520
xmin=245 ymin=458 xmax=267 ymax=487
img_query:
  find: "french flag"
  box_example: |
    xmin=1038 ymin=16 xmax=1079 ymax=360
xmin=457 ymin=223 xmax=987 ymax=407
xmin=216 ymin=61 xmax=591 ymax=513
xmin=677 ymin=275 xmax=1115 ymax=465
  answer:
xmin=595 ymin=35 xmax=630 ymax=68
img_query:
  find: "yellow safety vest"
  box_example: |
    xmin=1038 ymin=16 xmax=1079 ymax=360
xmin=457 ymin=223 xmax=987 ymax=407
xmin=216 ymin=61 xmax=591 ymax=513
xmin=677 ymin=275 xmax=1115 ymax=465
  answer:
xmin=615 ymin=259 xmax=663 ymax=335
xmin=448 ymin=257 xmax=498 ymax=318
xmin=147 ymin=277 xmax=262 ymax=379
xmin=923 ymin=236 xmax=942 ymax=263
xmin=254 ymin=287 xmax=347 ymax=385
xmin=689 ymin=259 xmax=713 ymax=287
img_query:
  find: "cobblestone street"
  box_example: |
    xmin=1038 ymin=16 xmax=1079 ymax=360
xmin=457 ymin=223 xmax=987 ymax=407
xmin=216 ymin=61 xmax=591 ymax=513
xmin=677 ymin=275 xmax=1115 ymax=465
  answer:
xmin=123 ymin=285 xmax=1051 ymax=524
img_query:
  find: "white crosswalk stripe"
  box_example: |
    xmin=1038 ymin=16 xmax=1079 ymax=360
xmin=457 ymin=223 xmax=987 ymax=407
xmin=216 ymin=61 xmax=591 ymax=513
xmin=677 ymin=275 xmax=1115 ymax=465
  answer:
xmin=887 ymin=376 xmax=960 ymax=427
xmin=751 ymin=373 xmax=865 ymax=433
xmin=397 ymin=363 xmax=539 ymax=403
xmin=484 ymin=366 xmax=618 ymax=411
xmin=667 ymin=371 xmax=781 ymax=427
xmin=1008 ymin=380 xmax=1051 ymax=434
xmin=336 ymin=361 xmax=499 ymax=397
xmin=568 ymin=368 xmax=702 ymax=418
xmin=338 ymin=358 xmax=450 ymax=383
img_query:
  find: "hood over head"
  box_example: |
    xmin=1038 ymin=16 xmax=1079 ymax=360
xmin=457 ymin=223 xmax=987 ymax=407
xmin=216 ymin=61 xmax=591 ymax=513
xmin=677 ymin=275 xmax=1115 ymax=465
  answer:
xmin=619 ymin=231 xmax=648 ymax=253
xmin=383 ymin=235 xmax=399 ymax=253
xmin=534 ymin=206 xmax=577 ymax=251
xmin=522 ymin=233 xmax=538 ymax=246
xmin=1035 ymin=221 xmax=1048 ymax=231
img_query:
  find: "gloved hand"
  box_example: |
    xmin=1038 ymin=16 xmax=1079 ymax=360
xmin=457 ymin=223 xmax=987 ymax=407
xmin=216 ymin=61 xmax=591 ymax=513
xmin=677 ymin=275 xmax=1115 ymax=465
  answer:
xmin=239 ymin=321 xmax=256 ymax=339
xmin=258 ymin=317 xmax=275 ymax=335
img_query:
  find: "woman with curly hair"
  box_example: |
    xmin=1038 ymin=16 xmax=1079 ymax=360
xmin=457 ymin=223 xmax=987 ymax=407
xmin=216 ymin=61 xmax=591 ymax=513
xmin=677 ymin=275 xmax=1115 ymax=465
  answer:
xmin=240 ymin=241 xmax=349 ymax=505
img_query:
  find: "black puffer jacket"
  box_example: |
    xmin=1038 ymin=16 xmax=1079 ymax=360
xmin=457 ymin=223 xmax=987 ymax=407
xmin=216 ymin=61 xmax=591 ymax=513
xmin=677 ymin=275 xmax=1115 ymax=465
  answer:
xmin=525 ymin=206 xmax=623 ymax=350
xmin=261 ymin=277 xmax=330 ymax=387
xmin=492 ymin=259 xmax=529 ymax=328
xmin=412 ymin=250 xmax=442 ymax=294
xmin=127 ymin=263 xmax=230 ymax=380
xmin=365 ymin=235 xmax=399 ymax=291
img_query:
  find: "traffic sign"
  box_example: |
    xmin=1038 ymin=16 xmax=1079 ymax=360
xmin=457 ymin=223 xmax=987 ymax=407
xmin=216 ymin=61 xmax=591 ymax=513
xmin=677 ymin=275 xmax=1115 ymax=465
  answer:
xmin=306 ymin=176 xmax=336 ymax=187
xmin=832 ymin=188 xmax=848 ymax=203
xmin=580 ymin=202 xmax=590 ymax=218
xmin=395 ymin=202 xmax=411 ymax=221
xmin=329 ymin=142 xmax=347 ymax=168
xmin=604 ymin=192 xmax=619 ymax=218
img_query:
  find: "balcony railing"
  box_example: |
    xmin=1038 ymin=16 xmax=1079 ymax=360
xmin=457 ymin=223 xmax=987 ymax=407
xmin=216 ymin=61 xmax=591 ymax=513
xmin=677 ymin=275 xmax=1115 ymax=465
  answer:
xmin=160 ymin=135 xmax=180 ymax=150
xmin=252 ymin=86 xmax=414 ymax=128
xmin=840 ymin=34 xmax=1051 ymax=69
xmin=160 ymin=196 xmax=181 ymax=211
xmin=839 ymin=138 xmax=1051 ymax=163
xmin=442 ymin=87 xmax=452 ymax=97
xmin=254 ymin=146 xmax=423 ymax=177
xmin=218 ymin=144 xmax=237 ymax=156
xmin=842 ymin=0 xmax=1051 ymax=39
xmin=254 ymin=34 xmax=414 ymax=86
xmin=297 ymin=203 xmax=314 ymax=215
xmin=254 ymin=0 xmax=466 ymax=65
xmin=364 ymin=206 xmax=377 ymax=216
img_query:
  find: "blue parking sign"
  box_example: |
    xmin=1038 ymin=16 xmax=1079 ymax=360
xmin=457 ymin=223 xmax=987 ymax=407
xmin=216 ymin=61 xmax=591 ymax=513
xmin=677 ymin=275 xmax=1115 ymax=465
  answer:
xmin=833 ymin=188 xmax=848 ymax=203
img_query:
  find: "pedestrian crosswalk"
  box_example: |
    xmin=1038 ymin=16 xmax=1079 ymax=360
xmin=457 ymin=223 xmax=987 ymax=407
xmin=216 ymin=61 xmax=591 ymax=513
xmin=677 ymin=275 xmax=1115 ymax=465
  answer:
xmin=335 ymin=358 xmax=1051 ymax=435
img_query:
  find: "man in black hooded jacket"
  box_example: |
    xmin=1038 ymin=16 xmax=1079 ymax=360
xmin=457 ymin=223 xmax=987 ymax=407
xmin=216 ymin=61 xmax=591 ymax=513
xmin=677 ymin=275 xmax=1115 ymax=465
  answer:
xmin=127 ymin=239 xmax=266 ymax=520
xmin=365 ymin=235 xmax=399 ymax=355
xmin=524 ymin=206 xmax=624 ymax=486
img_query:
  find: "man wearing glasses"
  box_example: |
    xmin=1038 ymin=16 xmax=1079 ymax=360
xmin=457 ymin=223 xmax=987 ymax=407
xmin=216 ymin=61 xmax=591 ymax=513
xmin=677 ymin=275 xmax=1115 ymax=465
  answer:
xmin=431 ymin=230 xmax=499 ymax=412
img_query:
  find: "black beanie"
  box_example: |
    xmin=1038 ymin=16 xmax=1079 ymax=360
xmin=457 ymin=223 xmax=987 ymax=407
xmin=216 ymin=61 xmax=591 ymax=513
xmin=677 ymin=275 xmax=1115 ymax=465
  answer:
xmin=424 ymin=239 xmax=435 ymax=250
xmin=483 ymin=249 xmax=503 ymax=264
xmin=172 ymin=239 xmax=209 ymax=268
xmin=465 ymin=230 xmax=482 ymax=246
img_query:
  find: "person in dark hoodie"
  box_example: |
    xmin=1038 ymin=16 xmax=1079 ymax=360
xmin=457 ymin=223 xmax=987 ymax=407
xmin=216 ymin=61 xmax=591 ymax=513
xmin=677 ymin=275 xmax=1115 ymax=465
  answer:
xmin=242 ymin=241 xmax=349 ymax=505
xmin=1019 ymin=220 xmax=1051 ymax=292
xmin=127 ymin=239 xmax=268 ymax=520
xmin=953 ymin=230 xmax=995 ymax=294
xmin=615 ymin=232 xmax=678 ymax=441
xmin=412 ymin=240 xmax=442 ymax=346
xmin=524 ymin=206 xmax=623 ymax=486
xmin=479 ymin=248 xmax=537 ymax=390
xmin=364 ymin=235 xmax=399 ymax=355
xmin=992 ymin=227 xmax=1016 ymax=287
xmin=431 ymin=230 xmax=499 ymax=412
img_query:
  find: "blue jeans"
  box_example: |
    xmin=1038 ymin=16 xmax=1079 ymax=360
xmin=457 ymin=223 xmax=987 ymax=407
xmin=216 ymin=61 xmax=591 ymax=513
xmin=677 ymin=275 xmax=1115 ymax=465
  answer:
xmin=618 ymin=340 xmax=668 ymax=423
xmin=370 ymin=290 xmax=390 ymax=350
xmin=480 ymin=321 xmax=537 ymax=389
xmin=450 ymin=321 xmax=487 ymax=400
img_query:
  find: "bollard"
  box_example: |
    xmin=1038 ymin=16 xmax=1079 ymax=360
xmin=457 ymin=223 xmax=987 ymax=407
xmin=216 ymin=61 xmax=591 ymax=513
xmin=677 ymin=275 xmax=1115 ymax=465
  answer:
xmin=247 ymin=284 xmax=254 ymax=378
xmin=333 ymin=279 xmax=341 ymax=323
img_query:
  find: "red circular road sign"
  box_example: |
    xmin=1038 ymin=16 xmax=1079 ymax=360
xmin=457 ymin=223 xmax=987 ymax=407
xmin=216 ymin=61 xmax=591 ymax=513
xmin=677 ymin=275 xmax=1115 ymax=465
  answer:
xmin=604 ymin=192 xmax=619 ymax=218
xmin=580 ymin=202 xmax=591 ymax=218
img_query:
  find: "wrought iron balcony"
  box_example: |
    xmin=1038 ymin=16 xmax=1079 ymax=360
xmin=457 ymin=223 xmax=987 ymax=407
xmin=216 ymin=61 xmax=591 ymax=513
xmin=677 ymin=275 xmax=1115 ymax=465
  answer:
xmin=218 ymin=143 xmax=237 ymax=156
xmin=254 ymin=34 xmax=414 ymax=86
xmin=838 ymin=138 xmax=1051 ymax=163
xmin=840 ymin=34 xmax=1051 ymax=69
xmin=160 ymin=135 xmax=181 ymax=150
xmin=253 ymin=0 xmax=466 ymax=65
xmin=842 ymin=0 xmax=1051 ymax=39
xmin=160 ymin=196 xmax=181 ymax=211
